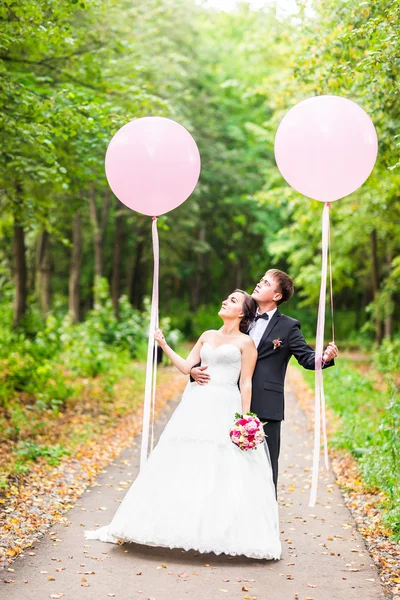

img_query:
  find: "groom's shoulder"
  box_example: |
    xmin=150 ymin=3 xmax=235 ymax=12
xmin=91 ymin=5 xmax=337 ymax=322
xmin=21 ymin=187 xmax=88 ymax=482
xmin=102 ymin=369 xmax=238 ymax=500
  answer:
xmin=278 ymin=312 xmax=301 ymax=329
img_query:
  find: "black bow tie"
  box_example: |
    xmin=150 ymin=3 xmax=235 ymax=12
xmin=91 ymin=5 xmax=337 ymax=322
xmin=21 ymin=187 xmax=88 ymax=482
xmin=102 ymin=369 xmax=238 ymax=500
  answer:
xmin=254 ymin=313 xmax=269 ymax=322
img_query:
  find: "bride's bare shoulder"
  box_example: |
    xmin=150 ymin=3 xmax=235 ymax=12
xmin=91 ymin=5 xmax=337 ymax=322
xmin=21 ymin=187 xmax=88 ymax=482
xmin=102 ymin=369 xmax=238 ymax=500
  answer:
xmin=240 ymin=334 xmax=256 ymax=350
xmin=201 ymin=330 xmax=219 ymax=341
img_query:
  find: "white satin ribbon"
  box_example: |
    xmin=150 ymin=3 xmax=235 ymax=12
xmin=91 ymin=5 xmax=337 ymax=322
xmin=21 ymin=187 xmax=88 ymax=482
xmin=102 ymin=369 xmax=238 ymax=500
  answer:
xmin=309 ymin=202 xmax=331 ymax=507
xmin=140 ymin=217 xmax=159 ymax=471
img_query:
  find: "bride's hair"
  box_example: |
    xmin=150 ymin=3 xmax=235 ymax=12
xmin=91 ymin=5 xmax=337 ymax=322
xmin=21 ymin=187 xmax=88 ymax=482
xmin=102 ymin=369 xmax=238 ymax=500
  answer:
xmin=233 ymin=289 xmax=257 ymax=333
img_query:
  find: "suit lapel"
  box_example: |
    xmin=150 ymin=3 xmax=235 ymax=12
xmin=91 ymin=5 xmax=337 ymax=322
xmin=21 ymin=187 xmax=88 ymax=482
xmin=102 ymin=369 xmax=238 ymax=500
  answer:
xmin=258 ymin=309 xmax=281 ymax=351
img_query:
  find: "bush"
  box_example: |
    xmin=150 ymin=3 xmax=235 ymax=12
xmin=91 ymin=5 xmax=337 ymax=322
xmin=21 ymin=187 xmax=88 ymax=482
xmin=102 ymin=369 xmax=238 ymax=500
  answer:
xmin=374 ymin=337 xmax=400 ymax=375
xmin=0 ymin=278 xmax=182 ymax=406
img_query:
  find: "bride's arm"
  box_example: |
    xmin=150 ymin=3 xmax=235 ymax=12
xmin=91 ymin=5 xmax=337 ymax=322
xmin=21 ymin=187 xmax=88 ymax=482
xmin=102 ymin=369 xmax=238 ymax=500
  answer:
xmin=154 ymin=328 xmax=204 ymax=375
xmin=239 ymin=339 xmax=258 ymax=414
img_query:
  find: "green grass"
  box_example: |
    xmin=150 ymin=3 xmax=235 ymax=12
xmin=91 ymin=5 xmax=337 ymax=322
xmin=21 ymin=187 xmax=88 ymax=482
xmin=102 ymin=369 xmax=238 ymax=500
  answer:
xmin=292 ymin=357 xmax=400 ymax=540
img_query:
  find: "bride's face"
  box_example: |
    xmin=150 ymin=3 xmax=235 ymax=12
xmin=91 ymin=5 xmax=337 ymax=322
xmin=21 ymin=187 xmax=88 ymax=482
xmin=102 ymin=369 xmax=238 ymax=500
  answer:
xmin=218 ymin=292 xmax=244 ymax=320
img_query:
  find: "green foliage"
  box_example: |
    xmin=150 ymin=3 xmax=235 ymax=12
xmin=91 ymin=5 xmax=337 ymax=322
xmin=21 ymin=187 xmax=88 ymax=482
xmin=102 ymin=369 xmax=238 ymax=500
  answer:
xmin=15 ymin=441 xmax=72 ymax=467
xmin=0 ymin=277 xmax=177 ymax=405
xmin=374 ymin=336 xmax=400 ymax=376
xmin=1 ymin=0 xmax=397 ymax=341
xmin=259 ymin=0 xmax=400 ymax=337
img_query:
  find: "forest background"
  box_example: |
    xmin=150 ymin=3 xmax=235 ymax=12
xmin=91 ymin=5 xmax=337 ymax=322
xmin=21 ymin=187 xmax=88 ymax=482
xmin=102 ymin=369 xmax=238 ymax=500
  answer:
xmin=0 ymin=0 xmax=399 ymax=547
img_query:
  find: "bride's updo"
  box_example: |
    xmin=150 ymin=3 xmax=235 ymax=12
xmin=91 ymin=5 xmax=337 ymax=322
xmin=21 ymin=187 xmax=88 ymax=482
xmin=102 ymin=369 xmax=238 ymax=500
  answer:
xmin=234 ymin=289 xmax=257 ymax=334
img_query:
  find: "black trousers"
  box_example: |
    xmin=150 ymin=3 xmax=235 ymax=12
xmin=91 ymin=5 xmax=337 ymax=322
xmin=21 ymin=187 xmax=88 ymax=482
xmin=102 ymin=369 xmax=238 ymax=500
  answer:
xmin=262 ymin=419 xmax=281 ymax=498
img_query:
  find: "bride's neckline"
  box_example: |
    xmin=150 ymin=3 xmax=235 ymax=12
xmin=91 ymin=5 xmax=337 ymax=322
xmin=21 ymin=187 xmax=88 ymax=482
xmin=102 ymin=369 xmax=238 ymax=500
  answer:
xmin=203 ymin=341 xmax=242 ymax=353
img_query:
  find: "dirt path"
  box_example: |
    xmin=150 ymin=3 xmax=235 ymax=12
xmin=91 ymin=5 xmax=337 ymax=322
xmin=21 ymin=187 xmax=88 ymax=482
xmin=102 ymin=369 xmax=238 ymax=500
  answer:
xmin=2 ymin=381 xmax=385 ymax=600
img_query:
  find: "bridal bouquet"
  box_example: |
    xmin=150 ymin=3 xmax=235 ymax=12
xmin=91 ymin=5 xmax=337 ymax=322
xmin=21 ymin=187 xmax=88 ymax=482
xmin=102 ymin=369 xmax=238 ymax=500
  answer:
xmin=230 ymin=412 xmax=265 ymax=451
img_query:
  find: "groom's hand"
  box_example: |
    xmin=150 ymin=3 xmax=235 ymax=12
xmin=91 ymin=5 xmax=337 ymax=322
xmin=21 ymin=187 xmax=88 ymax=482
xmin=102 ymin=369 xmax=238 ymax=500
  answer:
xmin=323 ymin=341 xmax=338 ymax=363
xmin=191 ymin=365 xmax=210 ymax=385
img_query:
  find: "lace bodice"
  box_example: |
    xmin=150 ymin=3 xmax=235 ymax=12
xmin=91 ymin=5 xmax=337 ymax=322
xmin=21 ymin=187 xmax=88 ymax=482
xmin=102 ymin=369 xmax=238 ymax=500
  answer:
xmin=199 ymin=342 xmax=241 ymax=387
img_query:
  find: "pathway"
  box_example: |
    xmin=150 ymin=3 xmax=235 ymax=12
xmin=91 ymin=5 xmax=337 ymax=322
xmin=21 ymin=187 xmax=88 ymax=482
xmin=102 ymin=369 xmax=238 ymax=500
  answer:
xmin=2 ymin=380 xmax=385 ymax=600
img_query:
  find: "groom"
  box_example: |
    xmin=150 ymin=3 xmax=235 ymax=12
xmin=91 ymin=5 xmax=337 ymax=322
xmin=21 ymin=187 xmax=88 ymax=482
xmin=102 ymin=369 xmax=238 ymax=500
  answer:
xmin=190 ymin=269 xmax=338 ymax=497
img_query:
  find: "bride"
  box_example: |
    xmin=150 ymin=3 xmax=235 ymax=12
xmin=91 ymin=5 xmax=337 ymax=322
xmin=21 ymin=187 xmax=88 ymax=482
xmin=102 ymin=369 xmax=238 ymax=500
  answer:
xmin=84 ymin=289 xmax=282 ymax=560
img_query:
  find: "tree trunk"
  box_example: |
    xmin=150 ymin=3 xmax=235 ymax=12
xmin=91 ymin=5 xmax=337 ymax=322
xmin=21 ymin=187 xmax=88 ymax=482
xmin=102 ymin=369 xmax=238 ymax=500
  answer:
xmin=129 ymin=238 xmax=145 ymax=309
xmin=384 ymin=249 xmax=393 ymax=339
xmin=36 ymin=230 xmax=52 ymax=317
xmin=235 ymin=263 xmax=243 ymax=289
xmin=112 ymin=208 xmax=124 ymax=315
xmin=370 ymin=229 xmax=382 ymax=344
xmin=89 ymin=184 xmax=111 ymax=279
xmin=69 ymin=212 xmax=83 ymax=324
xmin=13 ymin=221 xmax=27 ymax=327
xmin=190 ymin=223 xmax=206 ymax=311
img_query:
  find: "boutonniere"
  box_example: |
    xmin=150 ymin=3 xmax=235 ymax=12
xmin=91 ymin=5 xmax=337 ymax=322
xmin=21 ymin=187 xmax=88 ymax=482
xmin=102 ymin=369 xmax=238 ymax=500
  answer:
xmin=273 ymin=338 xmax=282 ymax=350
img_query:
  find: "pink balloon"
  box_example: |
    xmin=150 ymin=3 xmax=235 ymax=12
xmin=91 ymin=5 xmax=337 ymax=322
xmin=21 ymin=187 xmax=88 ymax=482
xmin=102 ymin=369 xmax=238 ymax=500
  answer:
xmin=274 ymin=95 xmax=378 ymax=202
xmin=105 ymin=117 xmax=201 ymax=216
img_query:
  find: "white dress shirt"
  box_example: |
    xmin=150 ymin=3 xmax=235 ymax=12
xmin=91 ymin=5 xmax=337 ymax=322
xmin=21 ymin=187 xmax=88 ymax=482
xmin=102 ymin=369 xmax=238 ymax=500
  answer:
xmin=249 ymin=307 xmax=277 ymax=348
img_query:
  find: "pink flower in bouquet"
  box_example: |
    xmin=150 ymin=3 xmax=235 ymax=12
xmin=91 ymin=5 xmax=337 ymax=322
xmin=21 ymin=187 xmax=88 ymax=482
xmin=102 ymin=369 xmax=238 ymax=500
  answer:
xmin=230 ymin=412 xmax=265 ymax=451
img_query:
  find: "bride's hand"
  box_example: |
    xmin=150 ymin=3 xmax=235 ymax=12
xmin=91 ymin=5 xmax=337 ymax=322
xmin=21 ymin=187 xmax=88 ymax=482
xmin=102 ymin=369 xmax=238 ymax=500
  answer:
xmin=154 ymin=328 xmax=167 ymax=348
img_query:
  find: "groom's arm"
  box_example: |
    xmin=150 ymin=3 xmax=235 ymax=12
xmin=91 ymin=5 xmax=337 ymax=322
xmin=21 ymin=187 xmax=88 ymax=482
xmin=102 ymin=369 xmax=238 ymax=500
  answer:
xmin=288 ymin=322 xmax=335 ymax=370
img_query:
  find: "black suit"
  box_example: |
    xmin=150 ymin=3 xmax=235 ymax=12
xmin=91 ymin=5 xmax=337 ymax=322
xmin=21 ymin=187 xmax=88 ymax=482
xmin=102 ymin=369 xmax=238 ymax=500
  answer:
xmin=250 ymin=309 xmax=334 ymax=495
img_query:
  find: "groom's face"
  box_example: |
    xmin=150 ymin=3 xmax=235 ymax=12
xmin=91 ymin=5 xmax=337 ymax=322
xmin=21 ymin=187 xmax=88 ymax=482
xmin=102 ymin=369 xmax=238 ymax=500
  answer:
xmin=251 ymin=272 xmax=282 ymax=305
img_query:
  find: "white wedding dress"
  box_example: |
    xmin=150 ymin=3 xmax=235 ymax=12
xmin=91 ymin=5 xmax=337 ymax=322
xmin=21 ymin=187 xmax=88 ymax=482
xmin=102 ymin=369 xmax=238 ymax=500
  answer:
xmin=84 ymin=342 xmax=282 ymax=560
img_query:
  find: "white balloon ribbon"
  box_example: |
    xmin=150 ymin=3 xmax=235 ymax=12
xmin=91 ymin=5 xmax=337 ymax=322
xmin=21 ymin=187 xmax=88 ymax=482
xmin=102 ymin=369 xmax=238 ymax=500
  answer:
xmin=309 ymin=202 xmax=331 ymax=507
xmin=140 ymin=217 xmax=159 ymax=471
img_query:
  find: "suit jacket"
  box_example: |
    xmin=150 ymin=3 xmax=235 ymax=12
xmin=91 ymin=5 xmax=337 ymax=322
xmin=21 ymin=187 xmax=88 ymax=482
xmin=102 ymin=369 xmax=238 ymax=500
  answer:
xmin=250 ymin=310 xmax=333 ymax=421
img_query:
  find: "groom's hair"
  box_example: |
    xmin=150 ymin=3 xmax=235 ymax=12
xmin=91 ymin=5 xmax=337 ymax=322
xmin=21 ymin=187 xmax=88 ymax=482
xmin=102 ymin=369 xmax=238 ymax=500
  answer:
xmin=267 ymin=269 xmax=294 ymax=305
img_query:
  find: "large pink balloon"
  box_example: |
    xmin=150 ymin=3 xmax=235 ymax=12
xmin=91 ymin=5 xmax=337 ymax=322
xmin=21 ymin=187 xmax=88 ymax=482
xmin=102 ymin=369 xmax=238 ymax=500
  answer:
xmin=105 ymin=116 xmax=201 ymax=216
xmin=274 ymin=95 xmax=378 ymax=202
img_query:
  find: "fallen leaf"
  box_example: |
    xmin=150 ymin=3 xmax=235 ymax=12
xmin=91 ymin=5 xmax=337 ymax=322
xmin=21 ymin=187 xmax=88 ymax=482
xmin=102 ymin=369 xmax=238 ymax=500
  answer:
xmin=49 ymin=595 xmax=64 ymax=599
xmin=242 ymin=587 xmax=249 ymax=592
xmin=48 ymin=576 xmax=56 ymax=581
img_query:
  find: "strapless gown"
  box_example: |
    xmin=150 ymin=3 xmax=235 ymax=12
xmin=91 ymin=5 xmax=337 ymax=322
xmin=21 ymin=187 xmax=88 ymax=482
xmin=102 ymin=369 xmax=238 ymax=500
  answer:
xmin=84 ymin=342 xmax=282 ymax=560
